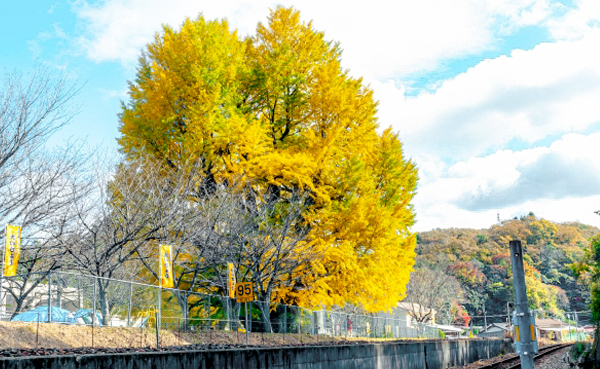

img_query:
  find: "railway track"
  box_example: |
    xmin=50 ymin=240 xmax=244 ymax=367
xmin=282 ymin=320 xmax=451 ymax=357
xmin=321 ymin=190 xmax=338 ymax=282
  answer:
xmin=478 ymin=343 xmax=572 ymax=369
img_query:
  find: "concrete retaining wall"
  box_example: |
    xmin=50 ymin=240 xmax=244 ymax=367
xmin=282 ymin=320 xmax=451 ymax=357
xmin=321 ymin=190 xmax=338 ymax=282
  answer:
xmin=0 ymin=339 xmax=512 ymax=369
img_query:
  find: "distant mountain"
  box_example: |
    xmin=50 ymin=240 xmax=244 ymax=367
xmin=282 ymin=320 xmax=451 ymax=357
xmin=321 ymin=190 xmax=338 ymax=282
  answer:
xmin=416 ymin=212 xmax=599 ymax=323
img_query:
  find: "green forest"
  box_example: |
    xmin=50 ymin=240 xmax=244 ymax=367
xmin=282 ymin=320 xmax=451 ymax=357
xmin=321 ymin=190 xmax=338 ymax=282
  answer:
xmin=415 ymin=212 xmax=599 ymax=325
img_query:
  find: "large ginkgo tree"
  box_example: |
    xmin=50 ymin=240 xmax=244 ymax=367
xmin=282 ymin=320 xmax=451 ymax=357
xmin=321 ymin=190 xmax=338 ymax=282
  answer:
xmin=118 ymin=6 xmax=418 ymax=313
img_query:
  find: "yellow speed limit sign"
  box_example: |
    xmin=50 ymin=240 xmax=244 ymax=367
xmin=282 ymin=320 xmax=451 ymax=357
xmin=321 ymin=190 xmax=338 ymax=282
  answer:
xmin=235 ymin=282 xmax=254 ymax=303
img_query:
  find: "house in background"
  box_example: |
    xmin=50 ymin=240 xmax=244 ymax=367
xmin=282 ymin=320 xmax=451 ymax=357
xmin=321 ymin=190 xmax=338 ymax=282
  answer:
xmin=477 ymin=322 xmax=511 ymax=338
xmin=430 ymin=323 xmax=464 ymax=338
xmin=535 ymin=317 xmax=586 ymax=342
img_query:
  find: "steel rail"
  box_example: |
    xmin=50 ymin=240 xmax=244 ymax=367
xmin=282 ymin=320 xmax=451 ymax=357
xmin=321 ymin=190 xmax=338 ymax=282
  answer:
xmin=477 ymin=344 xmax=571 ymax=369
xmin=505 ymin=344 xmax=572 ymax=369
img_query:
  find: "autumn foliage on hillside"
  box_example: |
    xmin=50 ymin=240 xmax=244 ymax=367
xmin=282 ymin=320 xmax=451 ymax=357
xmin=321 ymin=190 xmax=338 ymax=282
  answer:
xmin=117 ymin=7 xmax=418 ymax=313
xmin=417 ymin=213 xmax=598 ymax=322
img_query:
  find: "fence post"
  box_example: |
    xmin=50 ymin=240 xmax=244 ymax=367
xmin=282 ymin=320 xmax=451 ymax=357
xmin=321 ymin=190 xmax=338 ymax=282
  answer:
xmin=184 ymin=292 xmax=189 ymax=330
xmin=0 ymin=274 xmax=3 ymax=319
xmin=47 ymin=271 xmax=52 ymax=323
xmin=155 ymin=311 xmax=160 ymax=349
xmin=245 ymin=301 xmax=249 ymax=344
xmin=344 ymin=313 xmax=348 ymax=340
xmin=207 ymin=295 xmax=211 ymax=330
xmin=91 ymin=312 xmax=94 ymax=348
xmin=127 ymin=282 xmax=133 ymax=327
xmin=283 ymin=305 xmax=287 ymax=333
xmin=92 ymin=277 xmax=97 ymax=324
xmin=298 ymin=308 xmax=302 ymax=335
xmin=157 ymin=287 xmax=161 ymax=330
xmin=36 ymin=313 xmax=40 ymax=347
xmin=76 ymin=277 xmax=80 ymax=309
xmin=248 ymin=301 xmax=252 ymax=333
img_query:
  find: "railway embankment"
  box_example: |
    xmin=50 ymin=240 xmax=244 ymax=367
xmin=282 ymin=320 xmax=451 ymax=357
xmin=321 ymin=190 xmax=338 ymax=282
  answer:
xmin=0 ymin=338 xmax=512 ymax=369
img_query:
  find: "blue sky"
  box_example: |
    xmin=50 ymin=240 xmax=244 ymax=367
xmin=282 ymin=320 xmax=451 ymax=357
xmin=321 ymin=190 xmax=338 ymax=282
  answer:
xmin=3 ymin=0 xmax=600 ymax=231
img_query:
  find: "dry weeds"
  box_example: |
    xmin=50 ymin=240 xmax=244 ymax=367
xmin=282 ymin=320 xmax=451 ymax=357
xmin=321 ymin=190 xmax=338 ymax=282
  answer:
xmin=0 ymin=322 xmax=349 ymax=350
xmin=0 ymin=322 xmax=186 ymax=349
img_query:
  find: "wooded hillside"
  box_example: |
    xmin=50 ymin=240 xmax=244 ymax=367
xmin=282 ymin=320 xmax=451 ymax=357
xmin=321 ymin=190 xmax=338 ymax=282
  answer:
xmin=416 ymin=213 xmax=598 ymax=324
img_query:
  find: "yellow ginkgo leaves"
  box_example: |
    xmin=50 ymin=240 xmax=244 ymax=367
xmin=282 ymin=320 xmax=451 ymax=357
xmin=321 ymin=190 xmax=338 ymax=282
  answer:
xmin=119 ymin=6 xmax=418 ymax=313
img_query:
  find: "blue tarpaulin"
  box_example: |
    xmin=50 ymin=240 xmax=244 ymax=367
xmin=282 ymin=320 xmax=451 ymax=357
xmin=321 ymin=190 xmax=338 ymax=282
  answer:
xmin=11 ymin=307 xmax=104 ymax=325
xmin=74 ymin=309 xmax=102 ymax=325
xmin=11 ymin=306 xmax=76 ymax=323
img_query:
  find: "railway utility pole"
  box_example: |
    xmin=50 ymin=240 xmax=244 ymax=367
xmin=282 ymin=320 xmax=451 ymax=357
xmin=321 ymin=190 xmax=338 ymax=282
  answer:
xmin=510 ymin=240 xmax=539 ymax=369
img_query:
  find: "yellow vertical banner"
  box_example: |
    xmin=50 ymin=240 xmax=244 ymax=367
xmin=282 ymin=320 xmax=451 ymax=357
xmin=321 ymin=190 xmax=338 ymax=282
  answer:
xmin=4 ymin=225 xmax=21 ymax=277
xmin=227 ymin=263 xmax=236 ymax=298
xmin=159 ymin=245 xmax=174 ymax=288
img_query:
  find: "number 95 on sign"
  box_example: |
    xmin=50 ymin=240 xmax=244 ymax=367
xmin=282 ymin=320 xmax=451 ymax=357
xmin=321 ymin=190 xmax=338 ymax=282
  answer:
xmin=236 ymin=282 xmax=254 ymax=303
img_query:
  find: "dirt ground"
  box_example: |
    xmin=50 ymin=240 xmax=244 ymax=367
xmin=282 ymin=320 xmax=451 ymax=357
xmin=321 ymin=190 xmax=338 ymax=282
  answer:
xmin=0 ymin=321 xmax=352 ymax=350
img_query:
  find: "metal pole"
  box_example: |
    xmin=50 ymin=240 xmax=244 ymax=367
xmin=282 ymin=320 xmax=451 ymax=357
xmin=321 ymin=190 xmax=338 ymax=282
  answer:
xmin=77 ymin=278 xmax=82 ymax=309
xmin=207 ymin=295 xmax=211 ymax=330
xmin=127 ymin=282 xmax=133 ymax=327
xmin=575 ymin=312 xmax=579 ymax=341
xmin=0 ymin=224 xmax=5 ymax=319
xmin=245 ymin=301 xmax=249 ymax=344
xmin=36 ymin=313 xmax=40 ymax=347
xmin=248 ymin=301 xmax=252 ymax=332
xmin=47 ymin=271 xmax=52 ymax=323
xmin=567 ymin=313 xmax=571 ymax=341
xmin=345 ymin=313 xmax=348 ymax=340
xmin=157 ymin=287 xmax=161 ymax=330
xmin=484 ymin=301 xmax=487 ymax=330
xmin=283 ymin=305 xmax=287 ymax=333
xmin=91 ymin=279 xmax=96 ymax=348
xmin=298 ymin=308 xmax=302 ymax=335
xmin=510 ymin=240 xmax=537 ymax=369
xmin=155 ymin=311 xmax=160 ymax=349
xmin=0 ymin=274 xmax=3 ymax=320
xmin=184 ymin=292 xmax=189 ymax=330
xmin=91 ymin=312 xmax=94 ymax=348
xmin=92 ymin=277 xmax=97 ymax=324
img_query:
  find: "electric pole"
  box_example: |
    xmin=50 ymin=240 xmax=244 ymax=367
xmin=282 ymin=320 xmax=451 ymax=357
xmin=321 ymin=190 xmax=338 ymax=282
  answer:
xmin=510 ymin=240 xmax=538 ymax=369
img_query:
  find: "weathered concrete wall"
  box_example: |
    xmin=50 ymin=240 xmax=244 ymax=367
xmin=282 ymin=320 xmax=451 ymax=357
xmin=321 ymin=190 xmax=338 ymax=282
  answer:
xmin=0 ymin=339 xmax=512 ymax=369
xmin=423 ymin=338 xmax=510 ymax=368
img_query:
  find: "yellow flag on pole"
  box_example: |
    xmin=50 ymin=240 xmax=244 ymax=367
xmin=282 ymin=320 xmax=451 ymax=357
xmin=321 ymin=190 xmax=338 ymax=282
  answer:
xmin=4 ymin=225 xmax=21 ymax=277
xmin=227 ymin=263 xmax=236 ymax=298
xmin=159 ymin=245 xmax=174 ymax=288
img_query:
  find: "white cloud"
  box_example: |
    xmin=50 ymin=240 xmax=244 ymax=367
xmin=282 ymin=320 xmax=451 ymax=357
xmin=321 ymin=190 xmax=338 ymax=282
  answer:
xmin=412 ymin=132 xmax=600 ymax=231
xmin=68 ymin=0 xmax=600 ymax=231
xmin=48 ymin=2 xmax=59 ymax=15
xmin=413 ymin=195 xmax=600 ymax=231
xmin=547 ymin=0 xmax=600 ymax=40
xmin=71 ymin=0 xmax=559 ymax=78
xmin=98 ymin=87 xmax=129 ymax=100
xmin=374 ymin=31 xmax=600 ymax=163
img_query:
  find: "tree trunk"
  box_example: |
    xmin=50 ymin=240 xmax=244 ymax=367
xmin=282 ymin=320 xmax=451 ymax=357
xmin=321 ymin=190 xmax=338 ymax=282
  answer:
xmin=232 ymin=302 xmax=241 ymax=331
xmin=259 ymin=301 xmax=272 ymax=333
xmin=98 ymin=281 xmax=110 ymax=326
xmin=224 ymin=297 xmax=232 ymax=330
xmin=10 ymin=297 xmax=25 ymax=319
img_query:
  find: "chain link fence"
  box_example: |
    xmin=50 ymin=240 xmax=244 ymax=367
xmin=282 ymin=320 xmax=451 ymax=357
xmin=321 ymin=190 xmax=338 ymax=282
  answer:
xmin=0 ymin=271 xmax=443 ymax=349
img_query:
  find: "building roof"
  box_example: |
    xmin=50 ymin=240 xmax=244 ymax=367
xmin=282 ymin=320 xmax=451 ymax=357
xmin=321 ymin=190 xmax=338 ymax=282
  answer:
xmin=430 ymin=324 xmax=463 ymax=332
xmin=482 ymin=323 xmax=510 ymax=332
xmin=535 ymin=318 xmax=567 ymax=329
xmin=397 ymin=302 xmax=434 ymax=315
